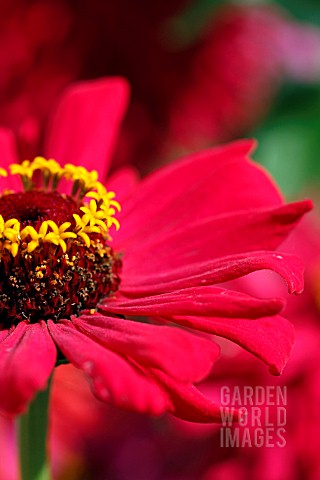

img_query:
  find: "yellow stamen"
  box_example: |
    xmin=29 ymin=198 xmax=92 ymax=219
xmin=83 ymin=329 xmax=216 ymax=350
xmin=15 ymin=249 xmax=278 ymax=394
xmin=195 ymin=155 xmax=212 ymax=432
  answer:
xmin=80 ymin=199 xmax=109 ymax=231
xmin=44 ymin=221 xmax=77 ymax=253
xmin=33 ymin=156 xmax=65 ymax=190
xmin=10 ymin=160 xmax=35 ymax=179
xmin=0 ymin=216 xmax=20 ymax=257
xmin=73 ymin=213 xmax=101 ymax=247
xmin=87 ymin=188 xmax=121 ymax=213
xmin=10 ymin=160 xmax=35 ymax=191
xmin=21 ymin=222 xmax=49 ymax=253
xmin=64 ymin=164 xmax=99 ymax=198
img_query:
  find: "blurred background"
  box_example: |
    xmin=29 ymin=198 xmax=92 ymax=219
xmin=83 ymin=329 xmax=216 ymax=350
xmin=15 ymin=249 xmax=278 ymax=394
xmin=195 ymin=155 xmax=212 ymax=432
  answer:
xmin=1 ymin=0 xmax=320 ymax=196
xmin=1 ymin=0 xmax=320 ymax=479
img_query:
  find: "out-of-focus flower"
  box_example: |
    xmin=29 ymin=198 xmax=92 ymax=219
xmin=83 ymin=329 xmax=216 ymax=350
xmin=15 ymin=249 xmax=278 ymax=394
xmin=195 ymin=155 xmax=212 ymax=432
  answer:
xmin=0 ymin=0 xmax=191 ymax=167
xmin=50 ymin=365 xmax=107 ymax=480
xmin=0 ymin=2 xmax=319 ymax=171
xmin=0 ymin=0 xmax=82 ymax=160
xmin=0 ymin=77 xmax=311 ymax=423
xmin=168 ymin=5 xmax=320 ymax=153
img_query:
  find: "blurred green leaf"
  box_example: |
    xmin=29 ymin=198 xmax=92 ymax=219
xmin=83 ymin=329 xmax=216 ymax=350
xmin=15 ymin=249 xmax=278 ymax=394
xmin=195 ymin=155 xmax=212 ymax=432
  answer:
xmin=251 ymin=83 xmax=320 ymax=198
xmin=271 ymin=0 xmax=320 ymax=25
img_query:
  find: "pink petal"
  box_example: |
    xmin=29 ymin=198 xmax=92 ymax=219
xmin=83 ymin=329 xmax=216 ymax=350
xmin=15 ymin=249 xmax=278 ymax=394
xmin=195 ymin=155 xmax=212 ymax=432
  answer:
xmin=48 ymin=320 xmax=169 ymax=416
xmin=106 ymin=166 xmax=139 ymax=203
xmin=168 ymin=315 xmax=295 ymax=375
xmin=114 ymin=139 xmax=283 ymax=246
xmin=153 ymin=370 xmax=234 ymax=423
xmin=72 ymin=313 xmax=220 ymax=383
xmin=0 ymin=128 xmax=21 ymax=191
xmin=0 ymin=321 xmax=56 ymax=415
xmin=102 ymin=286 xmax=284 ymax=319
xmin=44 ymin=78 xmax=129 ymax=178
xmin=121 ymin=251 xmax=305 ymax=295
xmin=120 ymin=201 xmax=312 ymax=268
xmin=0 ymin=329 xmax=11 ymax=343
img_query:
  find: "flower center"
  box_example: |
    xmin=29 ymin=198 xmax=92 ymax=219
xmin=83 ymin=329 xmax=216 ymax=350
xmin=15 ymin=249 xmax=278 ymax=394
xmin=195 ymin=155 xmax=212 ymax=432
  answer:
xmin=0 ymin=158 xmax=122 ymax=328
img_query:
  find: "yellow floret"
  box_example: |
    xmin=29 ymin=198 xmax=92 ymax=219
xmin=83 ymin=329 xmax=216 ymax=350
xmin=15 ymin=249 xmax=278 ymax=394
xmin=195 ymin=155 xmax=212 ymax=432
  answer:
xmin=87 ymin=184 xmax=121 ymax=213
xmin=21 ymin=222 xmax=50 ymax=253
xmin=33 ymin=157 xmax=64 ymax=178
xmin=73 ymin=213 xmax=101 ymax=247
xmin=63 ymin=164 xmax=99 ymax=197
xmin=43 ymin=221 xmax=77 ymax=253
xmin=0 ymin=216 xmax=21 ymax=257
xmin=10 ymin=160 xmax=35 ymax=179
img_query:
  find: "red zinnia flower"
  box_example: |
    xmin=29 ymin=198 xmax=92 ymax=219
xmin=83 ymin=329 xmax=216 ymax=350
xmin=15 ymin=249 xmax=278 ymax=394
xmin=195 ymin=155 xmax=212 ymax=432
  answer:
xmin=0 ymin=78 xmax=312 ymax=422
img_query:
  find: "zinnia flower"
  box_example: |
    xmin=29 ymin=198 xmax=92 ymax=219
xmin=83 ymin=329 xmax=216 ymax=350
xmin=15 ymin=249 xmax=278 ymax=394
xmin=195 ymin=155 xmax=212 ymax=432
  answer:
xmin=0 ymin=77 xmax=312 ymax=422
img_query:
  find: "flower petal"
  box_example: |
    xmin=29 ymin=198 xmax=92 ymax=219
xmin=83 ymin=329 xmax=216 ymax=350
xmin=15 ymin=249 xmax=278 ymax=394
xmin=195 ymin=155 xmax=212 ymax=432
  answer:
xmin=114 ymin=139 xmax=283 ymax=246
xmin=120 ymin=201 xmax=312 ymax=268
xmin=0 ymin=321 xmax=56 ymax=415
xmin=48 ymin=320 xmax=169 ymax=416
xmin=106 ymin=166 xmax=139 ymax=202
xmin=101 ymin=286 xmax=285 ymax=319
xmin=44 ymin=78 xmax=129 ymax=178
xmin=72 ymin=314 xmax=220 ymax=383
xmin=121 ymin=251 xmax=305 ymax=295
xmin=167 ymin=315 xmax=295 ymax=375
xmin=0 ymin=128 xmax=21 ymax=191
xmin=0 ymin=329 xmax=11 ymax=343
xmin=152 ymin=370 xmax=235 ymax=423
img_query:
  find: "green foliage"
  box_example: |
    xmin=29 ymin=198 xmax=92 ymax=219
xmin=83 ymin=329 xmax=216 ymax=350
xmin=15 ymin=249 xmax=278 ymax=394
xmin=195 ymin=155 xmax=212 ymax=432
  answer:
xmin=251 ymin=84 xmax=320 ymax=197
xmin=272 ymin=0 xmax=320 ymax=25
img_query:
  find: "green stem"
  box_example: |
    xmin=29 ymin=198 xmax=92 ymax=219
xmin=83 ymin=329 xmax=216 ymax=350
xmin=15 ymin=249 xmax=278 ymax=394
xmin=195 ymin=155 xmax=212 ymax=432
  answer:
xmin=18 ymin=377 xmax=52 ymax=480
